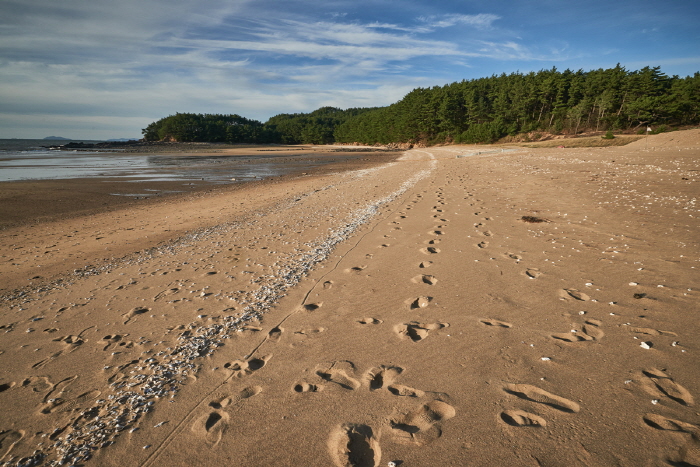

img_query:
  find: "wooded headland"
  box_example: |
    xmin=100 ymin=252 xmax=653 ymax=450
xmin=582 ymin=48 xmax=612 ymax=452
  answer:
xmin=142 ymin=65 xmax=699 ymax=146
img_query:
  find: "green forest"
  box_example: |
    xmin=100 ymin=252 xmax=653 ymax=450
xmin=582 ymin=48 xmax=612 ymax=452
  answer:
xmin=142 ymin=65 xmax=700 ymax=146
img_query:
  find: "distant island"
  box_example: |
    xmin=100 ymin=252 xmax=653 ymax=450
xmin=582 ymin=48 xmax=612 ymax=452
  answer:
xmin=43 ymin=136 xmax=71 ymax=140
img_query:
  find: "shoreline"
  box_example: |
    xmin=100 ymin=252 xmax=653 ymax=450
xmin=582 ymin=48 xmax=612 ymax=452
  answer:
xmin=0 ymin=147 xmax=400 ymax=230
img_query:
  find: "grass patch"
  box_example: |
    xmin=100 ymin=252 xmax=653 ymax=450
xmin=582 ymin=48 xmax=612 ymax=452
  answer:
xmin=512 ymin=135 xmax=644 ymax=148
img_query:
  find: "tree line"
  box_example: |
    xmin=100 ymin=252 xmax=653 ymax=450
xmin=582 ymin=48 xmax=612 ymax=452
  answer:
xmin=142 ymin=65 xmax=700 ymax=145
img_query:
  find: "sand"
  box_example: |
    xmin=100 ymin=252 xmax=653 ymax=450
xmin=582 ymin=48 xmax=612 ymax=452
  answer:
xmin=0 ymin=131 xmax=699 ymax=466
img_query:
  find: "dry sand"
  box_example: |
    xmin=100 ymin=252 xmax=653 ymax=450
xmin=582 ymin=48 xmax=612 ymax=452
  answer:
xmin=1 ymin=131 xmax=699 ymax=466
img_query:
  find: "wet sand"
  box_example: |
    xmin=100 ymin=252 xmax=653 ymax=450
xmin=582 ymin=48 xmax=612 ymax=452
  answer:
xmin=0 ymin=132 xmax=698 ymax=467
xmin=0 ymin=147 xmax=398 ymax=230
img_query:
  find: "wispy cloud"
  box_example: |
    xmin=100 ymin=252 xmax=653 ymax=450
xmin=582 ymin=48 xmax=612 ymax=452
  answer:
xmin=417 ymin=13 xmax=501 ymax=31
xmin=1 ymin=0 xmax=696 ymax=138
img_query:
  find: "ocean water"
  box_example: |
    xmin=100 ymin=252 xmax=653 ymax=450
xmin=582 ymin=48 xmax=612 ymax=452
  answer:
xmin=0 ymin=139 xmax=350 ymax=184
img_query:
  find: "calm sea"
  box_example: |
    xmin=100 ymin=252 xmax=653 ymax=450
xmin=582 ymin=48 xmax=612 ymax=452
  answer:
xmin=0 ymin=139 xmax=351 ymax=184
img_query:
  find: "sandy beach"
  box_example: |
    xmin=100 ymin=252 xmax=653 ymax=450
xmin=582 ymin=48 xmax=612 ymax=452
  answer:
xmin=1 ymin=131 xmax=698 ymax=466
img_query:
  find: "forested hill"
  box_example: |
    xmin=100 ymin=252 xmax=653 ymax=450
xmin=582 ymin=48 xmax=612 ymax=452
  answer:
xmin=142 ymin=65 xmax=700 ymax=145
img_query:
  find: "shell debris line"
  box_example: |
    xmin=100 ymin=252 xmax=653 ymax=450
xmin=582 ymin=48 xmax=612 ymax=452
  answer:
xmin=2 ymin=164 xmax=434 ymax=467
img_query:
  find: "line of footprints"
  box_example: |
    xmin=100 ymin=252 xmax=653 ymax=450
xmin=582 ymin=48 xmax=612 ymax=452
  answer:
xmin=326 ymin=191 xmax=458 ymax=466
xmin=190 ymin=189 xmax=698 ymax=467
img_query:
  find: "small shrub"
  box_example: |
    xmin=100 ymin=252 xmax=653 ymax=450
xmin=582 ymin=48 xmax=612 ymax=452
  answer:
xmin=602 ymin=130 xmax=615 ymax=139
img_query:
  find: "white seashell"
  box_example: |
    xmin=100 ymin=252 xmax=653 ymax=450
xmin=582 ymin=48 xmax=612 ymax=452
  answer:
xmin=640 ymin=342 xmax=652 ymax=350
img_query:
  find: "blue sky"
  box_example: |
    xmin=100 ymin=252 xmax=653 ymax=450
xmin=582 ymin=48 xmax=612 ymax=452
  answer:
xmin=1 ymin=0 xmax=698 ymax=139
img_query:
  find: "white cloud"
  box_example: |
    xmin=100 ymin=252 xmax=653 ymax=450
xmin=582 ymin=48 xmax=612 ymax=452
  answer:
xmin=417 ymin=13 xmax=500 ymax=31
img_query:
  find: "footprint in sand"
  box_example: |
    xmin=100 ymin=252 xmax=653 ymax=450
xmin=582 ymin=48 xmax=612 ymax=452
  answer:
xmin=303 ymin=302 xmax=323 ymax=312
xmin=323 ymin=281 xmax=334 ymax=290
xmin=99 ymin=334 xmax=134 ymax=351
xmin=0 ymin=430 xmax=24 ymax=460
xmin=411 ymin=275 xmax=438 ymax=285
xmin=32 ymin=329 xmax=90 ymax=368
xmin=552 ymin=320 xmax=603 ymax=342
xmin=328 ymin=423 xmax=381 ymax=467
xmin=21 ymin=376 xmax=52 ymax=393
xmin=387 ymin=384 xmax=425 ymax=398
xmin=293 ymin=381 xmax=324 ymax=393
xmin=559 ymin=289 xmax=590 ymax=301
xmin=479 ymin=319 xmax=512 ymax=328
xmin=477 ymin=241 xmax=488 ymax=249
xmin=194 ymin=386 xmax=262 ymax=445
xmin=419 ymin=261 xmax=433 ymax=268
xmin=504 ymin=253 xmax=522 ymax=261
xmin=153 ymin=287 xmax=180 ymax=302
xmin=364 ymin=366 xmax=403 ymax=391
xmin=405 ymin=296 xmax=431 ymax=309
xmin=209 ymin=385 xmax=262 ymax=409
xmin=193 ymin=410 xmax=230 ymax=445
xmin=0 ymin=382 xmax=15 ymax=393
xmin=310 ymin=361 xmax=454 ymax=464
xmin=643 ymin=413 xmax=697 ymax=432
xmin=316 ymin=361 xmax=362 ymax=390
xmin=389 ymin=400 xmax=456 ymax=446
xmin=122 ymin=306 xmax=151 ymax=324
xmin=395 ymin=322 xmax=449 ymax=342
xmin=345 ymin=266 xmax=367 ymax=274
xmin=420 ymin=247 xmax=441 ymax=255
xmin=223 ymin=355 xmax=271 ymax=378
xmin=358 ymin=318 xmax=383 ymax=325
xmin=503 ymin=384 xmax=580 ymax=413
xmin=641 ymin=368 xmax=694 ymax=406
xmin=235 ymin=324 xmax=263 ymax=336
xmin=582 ymin=320 xmax=605 ymax=340
xmin=266 ymin=326 xmax=283 ymax=343
xmin=500 ymin=409 xmax=547 ymax=427
xmin=551 ymin=331 xmax=594 ymax=342
xmin=41 ymin=389 xmax=101 ymax=415
xmin=626 ymin=326 xmax=678 ymax=337
xmin=525 ymin=268 xmax=542 ymax=279
xmin=642 ymin=414 xmax=700 ymax=466
xmin=293 ymin=327 xmax=326 ymax=340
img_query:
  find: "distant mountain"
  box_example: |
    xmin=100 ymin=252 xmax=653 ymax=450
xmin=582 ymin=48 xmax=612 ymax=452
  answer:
xmin=43 ymin=136 xmax=71 ymax=140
